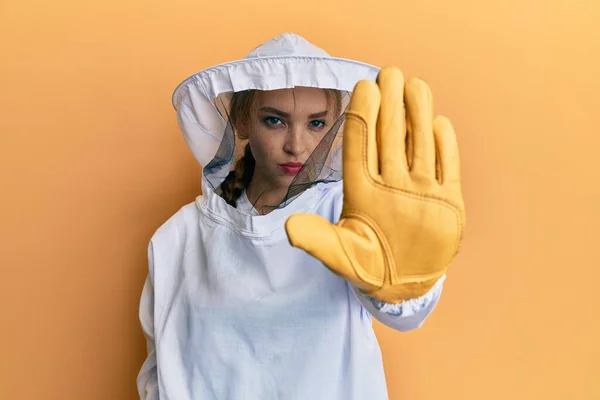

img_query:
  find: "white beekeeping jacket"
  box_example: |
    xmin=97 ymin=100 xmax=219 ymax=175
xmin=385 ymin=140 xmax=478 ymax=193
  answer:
xmin=137 ymin=32 xmax=445 ymax=400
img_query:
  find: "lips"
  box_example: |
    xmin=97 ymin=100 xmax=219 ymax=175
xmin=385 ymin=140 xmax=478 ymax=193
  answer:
xmin=279 ymin=162 xmax=304 ymax=174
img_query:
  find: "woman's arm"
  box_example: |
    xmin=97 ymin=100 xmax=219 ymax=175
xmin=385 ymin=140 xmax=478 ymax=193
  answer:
xmin=137 ymin=244 xmax=160 ymax=400
xmin=349 ymin=274 xmax=446 ymax=332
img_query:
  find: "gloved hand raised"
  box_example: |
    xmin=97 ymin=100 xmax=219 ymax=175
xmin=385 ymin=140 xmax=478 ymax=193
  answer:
xmin=285 ymin=67 xmax=466 ymax=304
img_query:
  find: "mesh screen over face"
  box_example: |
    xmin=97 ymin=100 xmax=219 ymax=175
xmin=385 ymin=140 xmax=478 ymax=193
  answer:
xmin=202 ymin=88 xmax=351 ymax=214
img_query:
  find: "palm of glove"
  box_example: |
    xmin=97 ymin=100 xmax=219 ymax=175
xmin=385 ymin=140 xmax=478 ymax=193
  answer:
xmin=285 ymin=67 xmax=466 ymax=304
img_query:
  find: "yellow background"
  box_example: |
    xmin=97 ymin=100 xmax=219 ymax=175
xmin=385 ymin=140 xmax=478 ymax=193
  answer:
xmin=1 ymin=0 xmax=599 ymax=399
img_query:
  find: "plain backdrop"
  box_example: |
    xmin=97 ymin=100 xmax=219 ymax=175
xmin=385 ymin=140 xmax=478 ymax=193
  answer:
xmin=1 ymin=0 xmax=599 ymax=399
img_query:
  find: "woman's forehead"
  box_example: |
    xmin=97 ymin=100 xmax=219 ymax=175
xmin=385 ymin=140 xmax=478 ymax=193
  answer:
xmin=255 ymin=87 xmax=331 ymax=112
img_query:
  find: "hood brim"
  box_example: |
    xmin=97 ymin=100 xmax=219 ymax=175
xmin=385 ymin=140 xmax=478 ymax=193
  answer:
xmin=172 ymin=55 xmax=380 ymax=169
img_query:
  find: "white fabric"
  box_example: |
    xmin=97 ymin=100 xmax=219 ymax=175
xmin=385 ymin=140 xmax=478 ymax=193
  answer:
xmin=236 ymin=190 xmax=261 ymax=216
xmin=137 ymin=33 xmax=446 ymax=400
xmin=137 ymin=181 xmax=445 ymax=400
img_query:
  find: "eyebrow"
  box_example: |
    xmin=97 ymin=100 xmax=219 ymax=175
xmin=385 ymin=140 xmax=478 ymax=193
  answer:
xmin=259 ymin=107 xmax=329 ymax=119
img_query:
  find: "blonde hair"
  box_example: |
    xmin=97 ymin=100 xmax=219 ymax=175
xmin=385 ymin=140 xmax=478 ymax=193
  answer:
xmin=219 ymin=88 xmax=343 ymax=207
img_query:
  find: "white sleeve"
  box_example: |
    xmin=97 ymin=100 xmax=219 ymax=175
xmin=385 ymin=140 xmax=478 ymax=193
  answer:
xmin=137 ymin=243 xmax=160 ymax=400
xmin=350 ymin=274 xmax=446 ymax=332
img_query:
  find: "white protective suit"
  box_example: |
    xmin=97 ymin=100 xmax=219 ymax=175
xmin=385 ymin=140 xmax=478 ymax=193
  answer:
xmin=137 ymin=33 xmax=446 ymax=400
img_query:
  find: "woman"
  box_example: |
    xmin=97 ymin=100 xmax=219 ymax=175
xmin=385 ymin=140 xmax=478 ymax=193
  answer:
xmin=137 ymin=32 xmax=463 ymax=400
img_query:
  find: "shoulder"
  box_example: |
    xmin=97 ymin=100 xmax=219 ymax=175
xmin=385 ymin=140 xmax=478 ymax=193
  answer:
xmin=149 ymin=199 xmax=200 ymax=256
xmin=146 ymin=199 xmax=202 ymax=282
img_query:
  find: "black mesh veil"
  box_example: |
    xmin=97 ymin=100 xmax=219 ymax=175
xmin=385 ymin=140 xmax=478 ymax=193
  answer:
xmin=201 ymin=88 xmax=352 ymax=215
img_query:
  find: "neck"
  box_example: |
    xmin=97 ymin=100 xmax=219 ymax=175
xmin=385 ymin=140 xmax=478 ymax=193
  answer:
xmin=245 ymin=176 xmax=288 ymax=216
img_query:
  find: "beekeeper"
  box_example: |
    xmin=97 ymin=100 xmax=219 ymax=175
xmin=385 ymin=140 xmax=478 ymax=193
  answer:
xmin=137 ymin=32 xmax=465 ymax=400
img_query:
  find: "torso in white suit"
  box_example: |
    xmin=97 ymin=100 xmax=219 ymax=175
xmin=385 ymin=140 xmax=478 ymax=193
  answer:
xmin=137 ymin=179 xmax=445 ymax=400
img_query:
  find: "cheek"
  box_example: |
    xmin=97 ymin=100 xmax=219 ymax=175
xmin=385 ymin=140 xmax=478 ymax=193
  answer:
xmin=299 ymin=132 xmax=327 ymax=156
xmin=308 ymin=135 xmax=324 ymax=151
xmin=249 ymin=134 xmax=280 ymax=162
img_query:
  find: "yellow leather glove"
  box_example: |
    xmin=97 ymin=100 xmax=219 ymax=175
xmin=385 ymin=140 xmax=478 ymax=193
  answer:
xmin=285 ymin=67 xmax=466 ymax=304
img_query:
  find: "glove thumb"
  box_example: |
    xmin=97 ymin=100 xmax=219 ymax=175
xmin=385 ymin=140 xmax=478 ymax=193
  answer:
xmin=285 ymin=213 xmax=350 ymax=270
xmin=285 ymin=214 xmax=381 ymax=289
xmin=285 ymin=213 xmax=340 ymax=262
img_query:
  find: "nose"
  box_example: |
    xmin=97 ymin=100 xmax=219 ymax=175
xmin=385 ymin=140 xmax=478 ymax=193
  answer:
xmin=282 ymin=126 xmax=306 ymax=157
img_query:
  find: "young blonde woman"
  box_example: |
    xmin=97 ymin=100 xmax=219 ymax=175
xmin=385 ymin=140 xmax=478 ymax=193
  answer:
xmin=137 ymin=33 xmax=465 ymax=400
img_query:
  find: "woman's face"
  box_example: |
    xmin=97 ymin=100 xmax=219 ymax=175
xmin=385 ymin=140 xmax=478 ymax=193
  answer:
xmin=244 ymin=87 xmax=338 ymax=194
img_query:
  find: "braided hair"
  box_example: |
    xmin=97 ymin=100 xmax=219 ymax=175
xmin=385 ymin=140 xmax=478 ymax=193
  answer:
xmin=219 ymin=90 xmax=257 ymax=207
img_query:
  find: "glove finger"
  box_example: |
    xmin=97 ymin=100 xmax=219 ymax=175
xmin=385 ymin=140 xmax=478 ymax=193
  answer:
xmin=343 ymin=79 xmax=381 ymax=193
xmin=285 ymin=214 xmax=383 ymax=290
xmin=376 ymin=67 xmax=409 ymax=185
xmin=433 ymin=115 xmax=461 ymax=186
xmin=405 ymin=78 xmax=436 ymax=182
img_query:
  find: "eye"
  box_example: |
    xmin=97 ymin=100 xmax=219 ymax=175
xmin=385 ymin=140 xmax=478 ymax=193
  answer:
xmin=264 ymin=116 xmax=283 ymax=126
xmin=309 ymin=120 xmax=326 ymax=129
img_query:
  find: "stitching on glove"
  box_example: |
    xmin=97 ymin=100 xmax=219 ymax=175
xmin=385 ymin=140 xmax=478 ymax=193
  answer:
xmin=344 ymin=112 xmax=465 ymax=280
xmin=340 ymin=209 xmax=393 ymax=288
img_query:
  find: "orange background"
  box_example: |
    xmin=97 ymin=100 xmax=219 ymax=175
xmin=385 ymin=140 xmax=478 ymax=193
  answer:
xmin=1 ymin=0 xmax=599 ymax=399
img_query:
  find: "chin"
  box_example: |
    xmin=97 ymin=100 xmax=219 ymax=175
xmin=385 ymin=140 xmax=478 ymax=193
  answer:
xmin=273 ymin=174 xmax=296 ymax=188
xmin=278 ymin=175 xmax=295 ymax=185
